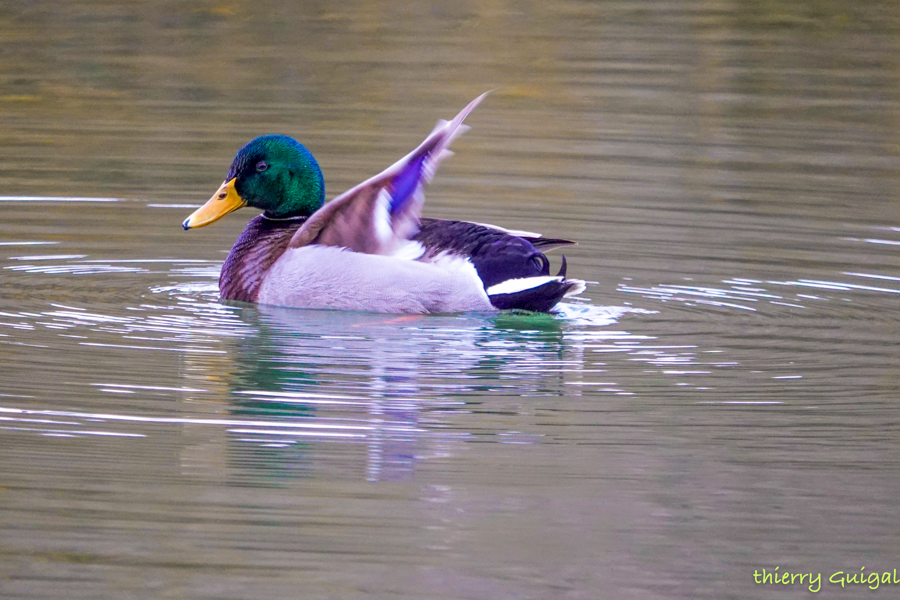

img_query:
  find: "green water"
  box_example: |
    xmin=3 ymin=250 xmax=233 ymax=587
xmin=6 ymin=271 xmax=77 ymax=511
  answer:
xmin=2 ymin=1 xmax=900 ymax=598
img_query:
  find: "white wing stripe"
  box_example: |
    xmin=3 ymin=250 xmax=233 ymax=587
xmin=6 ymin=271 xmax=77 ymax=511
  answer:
xmin=486 ymin=276 xmax=563 ymax=296
xmin=474 ymin=222 xmax=542 ymax=238
xmin=373 ymin=189 xmax=394 ymax=245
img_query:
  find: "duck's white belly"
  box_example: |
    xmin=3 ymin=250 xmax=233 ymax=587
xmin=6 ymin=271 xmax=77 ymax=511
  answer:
xmin=256 ymin=245 xmax=494 ymax=314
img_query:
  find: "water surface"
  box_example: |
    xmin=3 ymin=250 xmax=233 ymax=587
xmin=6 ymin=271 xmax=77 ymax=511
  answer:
xmin=2 ymin=1 xmax=900 ymax=598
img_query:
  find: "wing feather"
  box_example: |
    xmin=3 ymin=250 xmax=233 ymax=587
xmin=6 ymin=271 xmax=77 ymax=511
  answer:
xmin=288 ymin=92 xmax=489 ymax=254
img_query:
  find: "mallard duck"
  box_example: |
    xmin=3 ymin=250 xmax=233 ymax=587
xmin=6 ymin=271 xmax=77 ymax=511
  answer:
xmin=182 ymin=93 xmax=585 ymax=314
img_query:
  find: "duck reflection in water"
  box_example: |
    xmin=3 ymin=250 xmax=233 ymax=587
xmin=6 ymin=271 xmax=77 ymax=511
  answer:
xmin=216 ymin=304 xmax=579 ymax=483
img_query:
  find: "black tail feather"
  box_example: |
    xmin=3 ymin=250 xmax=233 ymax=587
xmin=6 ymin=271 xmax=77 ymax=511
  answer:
xmin=489 ymin=279 xmax=580 ymax=313
xmin=414 ymin=219 xmax=582 ymax=312
xmin=526 ymin=237 xmax=577 ymax=252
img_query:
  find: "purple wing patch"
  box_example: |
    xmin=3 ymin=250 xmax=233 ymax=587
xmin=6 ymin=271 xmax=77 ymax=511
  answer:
xmin=388 ymin=152 xmax=428 ymax=216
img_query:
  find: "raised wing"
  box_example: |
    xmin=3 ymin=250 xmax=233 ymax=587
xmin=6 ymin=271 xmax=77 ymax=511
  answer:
xmin=288 ymin=92 xmax=489 ymax=254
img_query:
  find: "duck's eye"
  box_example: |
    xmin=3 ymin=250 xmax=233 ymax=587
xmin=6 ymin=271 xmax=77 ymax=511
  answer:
xmin=255 ymin=161 xmax=268 ymax=172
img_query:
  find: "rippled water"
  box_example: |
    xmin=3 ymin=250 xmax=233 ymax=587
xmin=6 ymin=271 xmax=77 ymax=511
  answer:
xmin=3 ymin=2 xmax=900 ymax=599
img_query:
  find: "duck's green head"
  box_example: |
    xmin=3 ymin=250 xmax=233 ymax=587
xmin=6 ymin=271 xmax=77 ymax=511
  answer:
xmin=183 ymin=134 xmax=325 ymax=230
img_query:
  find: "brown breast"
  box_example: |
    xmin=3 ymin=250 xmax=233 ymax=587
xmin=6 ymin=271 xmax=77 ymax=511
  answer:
xmin=219 ymin=215 xmax=305 ymax=302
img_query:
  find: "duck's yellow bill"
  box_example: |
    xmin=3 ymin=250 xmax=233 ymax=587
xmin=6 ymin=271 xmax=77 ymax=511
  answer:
xmin=182 ymin=178 xmax=246 ymax=230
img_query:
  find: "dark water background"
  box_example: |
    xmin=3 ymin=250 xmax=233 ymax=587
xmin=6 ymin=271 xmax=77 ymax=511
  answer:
xmin=2 ymin=1 xmax=900 ymax=598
